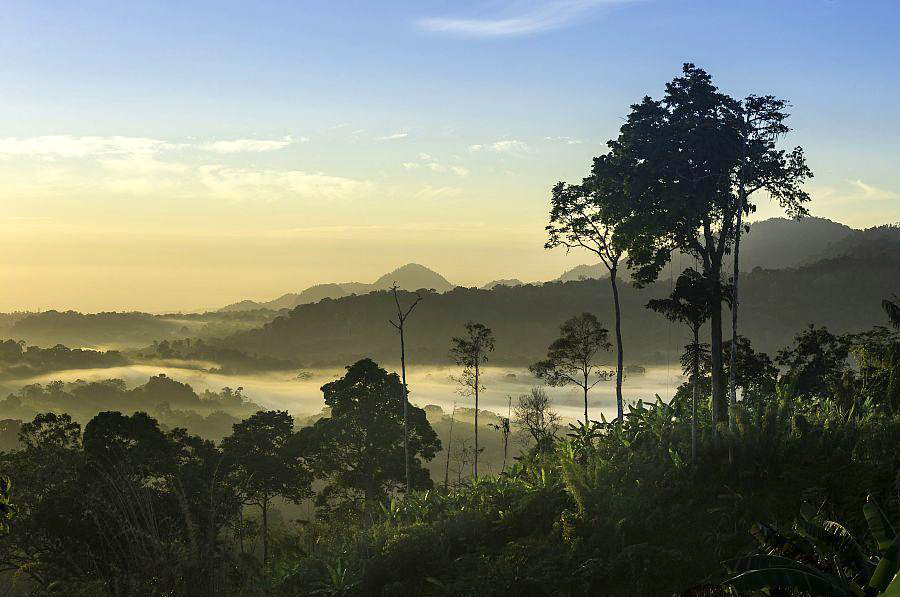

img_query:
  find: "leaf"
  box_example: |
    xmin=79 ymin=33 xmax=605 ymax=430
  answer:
xmin=869 ymin=541 xmax=899 ymax=593
xmin=881 ymin=569 xmax=900 ymax=597
xmin=723 ymin=567 xmax=852 ymax=597
xmin=724 ymin=554 xmax=825 ymax=576
xmin=864 ymin=495 xmax=896 ymax=554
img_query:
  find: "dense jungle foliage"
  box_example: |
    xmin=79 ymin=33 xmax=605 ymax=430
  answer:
xmin=0 ymin=315 xmax=897 ymax=596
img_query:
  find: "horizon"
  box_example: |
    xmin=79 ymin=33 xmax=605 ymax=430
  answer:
xmin=3 ymin=1 xmax=900 ymax=312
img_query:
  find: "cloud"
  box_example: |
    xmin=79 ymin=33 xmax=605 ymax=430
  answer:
xmin=402 ymin=157 xmax=469 ymax=177
xmin=202 ymin=136 xmax=299 ymax=154
xmin=415 ymin=185 xmax=464 ymax=201
xmin=545 ymin=135 xmax=583 ymax=144
xmin=375 ymin=132 xmax=409 ymax=141
xmin=848 ymin=179 xmax=898 ymax=200
xmin=418 ymin=0 xmax=634 ymax=37
xmin=0 ymin=135 xmax=176 ymax=158
xmin=197 ymin=165 xmax=372 ymax=202
xmin=469 ymin=139 xmax=528 ymax=153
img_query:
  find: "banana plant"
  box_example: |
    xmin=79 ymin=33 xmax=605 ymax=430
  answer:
xmin=696 ymin=495 xmax=900 ymax=596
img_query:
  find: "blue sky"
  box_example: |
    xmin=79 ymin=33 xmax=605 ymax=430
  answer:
xmin=1 ymin=0 xmax=898 ymax=311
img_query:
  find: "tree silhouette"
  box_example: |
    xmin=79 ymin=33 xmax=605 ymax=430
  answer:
xmin=546 ymin=171 xmax=628 ymax=421
xmin=610 ymin=64 xmax=810 ymax=432
xmin=529 ymin=312 xmax=612 ymax=426
xmin=449 ymin=322 xmax=495 ymax=479
xmin=646 ymin=268 xmax=722 ymax=462
xmin=513 ymin=387 xmax=560 ymax=453
xmin=727 ymin=94 xmax=811 ymax=429
xmin=388 ymin=284 xmax=423 ymax=496
xmin=298 ymin=359 xmax=440 ymax=513
xmin=221 ymin=410 xmax=308 ymax=567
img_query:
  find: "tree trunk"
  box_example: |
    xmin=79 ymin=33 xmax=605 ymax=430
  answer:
xmin=583 ymin=374 xmax=590 ymax=426
xmin=473 ymin=361 xmax=479 ymax=479
xmin=610 ymin=268 xmax=624 ymax=422
xmin=729 ymin=188 xmax=744 ymax=431
xmin=709 ymin=258 xmax=727 ymax=432
xmin=691 ymin=327 xmax=699 ymax=464
xmin=444 ymin=405 xmax=454 ymax=489
xmin=399 ymin=325 xmax=410 ymax=494
xmin=261 ymin=498 xmax=268 ymax=568
xmin=238 ymin=507 xmax=244 ymax=554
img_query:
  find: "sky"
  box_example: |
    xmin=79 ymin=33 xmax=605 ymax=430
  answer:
xmin=1 ymin=0 xmax=898 ymax=312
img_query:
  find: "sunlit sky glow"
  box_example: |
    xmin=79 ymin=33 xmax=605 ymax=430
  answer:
xmin=2 ymin=0 xmax=898 ymax=312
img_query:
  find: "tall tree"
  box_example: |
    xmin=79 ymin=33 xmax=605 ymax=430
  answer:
xmin=546 ymin=171 xmax=628 ymax=421
xmin=646 ymin=268 xmax=721 ymax=462
xmin=443 ymin=402 xmax=456 ymax=490
xmin=388 ymin=284 xmax=423 ymax=496
xmin=610 ymin=64 xmax=811 ymax=430
xmin=449 ymin=322 xmax=495 ymax=478
xmin=221 ymin=410 xmax=308 ymax=567
xmin=298 ymin=359 xmax=440 ymax=513
xmin=727 ymin=94 xmax=811 ymax=427
xmin=529 ymin=312 xmax=612 ymax=425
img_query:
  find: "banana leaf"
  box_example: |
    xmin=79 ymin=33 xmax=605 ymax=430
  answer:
xmin=864 ymin=495 xmax=896 ymax=554
xmin=881 ymin=569 xmax=900 ymax=597
xmin=870 ymin=542 xmax=899 ymax=593
xmin=724 ymin=566 xmax=854 ymax=596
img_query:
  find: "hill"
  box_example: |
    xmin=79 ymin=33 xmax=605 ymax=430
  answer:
xmin=481 ymin=279 xmax=524 ymax=290
xmin=218 ymin=245 xmax=900 ymax=368
xmin=220 ymin=263 xmax=454 ymax=312
xmin=556 ymin=216 xmax=854 ymax=281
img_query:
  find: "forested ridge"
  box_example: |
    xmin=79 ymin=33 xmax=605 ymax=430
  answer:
xmin=220 ymin=246 xmax=900 ymax=368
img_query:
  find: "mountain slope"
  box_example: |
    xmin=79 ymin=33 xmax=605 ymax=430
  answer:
xmin=556 ymin=216 xmax=854 ymax=280
xmin=220 ymin=263 xmax=454 ymax=312
xmin=219 ymin=244 xmax=900 ymax=368
xmin=481 ymin=279 xmax=524 ymax=290
xmin=371 ymin=263 xmax=455 ymax=292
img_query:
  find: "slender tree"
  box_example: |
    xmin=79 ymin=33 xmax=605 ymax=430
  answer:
xmin=449 ymin=322 xmax=495 ymax=479
xmin=443 ymin=402 xmax=456 ymax=490
xmin=546 ymin=175 xmax=628 ymax=421
xmin=727 ymin=94 xmax=811 ymax=428
xmin=388 ymin=284 xmax=423 ymax=495
xmin=489 ymin=407 xmax=511 ymax=473
xmin=529 ymin=312 xmax=612 ymax=425
xmin=646 ymin=268 xmax=722 ymax=462
xmin=610 ymin=64 xmax=811 ymax=431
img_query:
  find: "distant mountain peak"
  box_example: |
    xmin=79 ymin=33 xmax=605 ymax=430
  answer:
xmin=220 ymin=263 xmax=455 ymax=312
xmin=372 ymin=263 xmax=454 ymax=291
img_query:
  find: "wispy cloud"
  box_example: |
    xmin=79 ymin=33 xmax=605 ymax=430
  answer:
xmin=0 ymin=135 xmax=176 ymax=158
xmin=848 ymin=179 xmax=898 ymax=200
xmin=545 ymin=135 xmax=583 ymax=145
xmin=375 ymin=131 xmax=409 ymax=141
xmin=197 ymin=165 xmax=372 ymax=202
xmin=402 ymin=154 xmax=470 ymax=177
xmin=202 ymin=136 xmax=300 ymax=154
xmin=415 ymin=185 xmax=464 ymax=201
xmin=469 ymin=139 xmax=528 ymax=153
xmin=0 ymin=134 xmax=306 ymax=158
xmin=418 ymin=0 xmax=634 ymax=37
